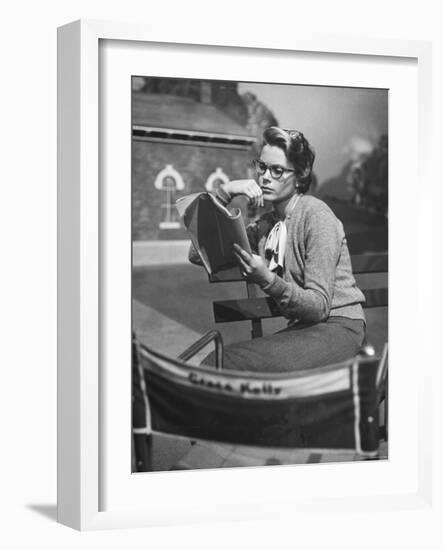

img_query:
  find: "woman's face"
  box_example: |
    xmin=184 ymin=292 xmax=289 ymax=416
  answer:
xmin=258 ymin=144 xmax=297 ymax=203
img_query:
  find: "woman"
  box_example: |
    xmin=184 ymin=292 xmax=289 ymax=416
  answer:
xmin=193 ymin=126 xmax=366 ymax=373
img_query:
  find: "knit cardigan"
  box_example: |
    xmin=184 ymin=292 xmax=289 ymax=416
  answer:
xmin=246 ymin=195 xmax=366 ymax=324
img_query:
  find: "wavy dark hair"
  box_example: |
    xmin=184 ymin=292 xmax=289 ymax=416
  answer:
xmin=262 ymin=127 xmax=315 ymax=193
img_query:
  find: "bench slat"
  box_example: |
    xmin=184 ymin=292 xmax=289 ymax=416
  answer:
xmin=354 ymin=272 xmax=387 ymax=289
xmin=362 ymin=288 xmax=388 ymax=308
xmin=351 ymin=253 xmax=388 ymax=274
xmin=208 ymin=253 xmax=388 ymax=283
xmin=213 ymin=288 xmax=388 ymax=323
xmin=213 ymin=297 xmax=279 ymax=323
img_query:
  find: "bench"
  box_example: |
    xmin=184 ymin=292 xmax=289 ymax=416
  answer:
xmin=210 ymin=251 xmax=388 ymax=342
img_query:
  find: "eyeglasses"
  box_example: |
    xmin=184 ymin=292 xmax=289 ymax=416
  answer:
xmin=253 ymin=159 xmax=296 ymax=180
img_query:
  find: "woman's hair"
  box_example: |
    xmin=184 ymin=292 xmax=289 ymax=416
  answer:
xmin=262 ymin=127 xmax=315 ymax=193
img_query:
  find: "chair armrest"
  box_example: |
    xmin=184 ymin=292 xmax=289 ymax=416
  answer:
xmin=178 ymin=330 xmax=224 ymax=370
xmin=357 ymin=342 xmax=388 ymax=394
xmin=375 ymin=343 xmax=388 ymax=389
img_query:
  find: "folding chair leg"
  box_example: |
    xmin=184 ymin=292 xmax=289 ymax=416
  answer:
xmin=179 ymin=330 xmax=224 ymax=370
xmin=384 ymin=375 xmax=389 ymax=440
xmin=378 ymin=401 xmax=387 ymax=441
xmin=133 ymin=433 xmax=153 ymax=472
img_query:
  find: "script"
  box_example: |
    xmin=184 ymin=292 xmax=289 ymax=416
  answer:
xmin=176 ymin=192 xmax=251 ymax=276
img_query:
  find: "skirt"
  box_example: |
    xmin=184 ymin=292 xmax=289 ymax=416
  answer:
xmin=202 ymin=316 xmax=366 ymax=373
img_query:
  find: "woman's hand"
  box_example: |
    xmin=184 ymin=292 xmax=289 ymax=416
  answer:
xmin=221 ymin=179 xmax=264 ymax=208
xmin=233 ymin=243 xmax=275 ymax=287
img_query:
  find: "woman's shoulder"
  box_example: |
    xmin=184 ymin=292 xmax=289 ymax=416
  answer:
xmin=298 ymin=195 xmax=339 ymax=221
xmin=300 ymin=194 xmax=334 ymax=214
xmin=297 ymin=195 xmax=344 ymax=234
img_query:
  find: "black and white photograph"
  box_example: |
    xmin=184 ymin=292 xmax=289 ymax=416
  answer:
xmin=131 ymin=76 xmax=389 ymax=472
xmin=3 ymin=0 xmax=439 ymax=541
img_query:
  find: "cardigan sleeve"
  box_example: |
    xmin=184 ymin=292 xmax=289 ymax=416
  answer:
xmin=261 ymin=209 xmax=344 ymax=323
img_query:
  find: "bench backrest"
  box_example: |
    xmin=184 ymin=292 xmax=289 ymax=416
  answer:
xmin=210 ymin=252 xmax=388 ymax=339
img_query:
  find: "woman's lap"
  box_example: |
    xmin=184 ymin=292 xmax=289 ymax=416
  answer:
xmin=202 ymin=316 xmax=366 ymax=373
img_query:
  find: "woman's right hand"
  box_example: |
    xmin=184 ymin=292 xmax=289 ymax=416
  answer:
xmin=221 ymin=179 xmax=264 ymax=208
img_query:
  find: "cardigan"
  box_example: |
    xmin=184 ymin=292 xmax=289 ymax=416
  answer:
xmin=246 ymin=195 xmax=366 ymax=324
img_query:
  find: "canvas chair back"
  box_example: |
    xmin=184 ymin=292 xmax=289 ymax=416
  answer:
xmin=134 ymin=341 xmax=383 ymax=457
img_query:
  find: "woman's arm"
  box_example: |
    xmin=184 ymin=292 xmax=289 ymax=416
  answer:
xmin=262 ymin=210 xmax=343 ymax=323
xmin=218 ymin=180 xmax=264 ymax=209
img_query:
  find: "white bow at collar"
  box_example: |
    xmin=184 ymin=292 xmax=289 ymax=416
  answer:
xmin=264 ymin=194 xmax=302 ymax=273
xmin=264 ymin=221 xmax=287 ymax=272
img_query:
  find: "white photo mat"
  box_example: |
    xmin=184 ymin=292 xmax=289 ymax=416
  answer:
xmin=58 ymin=20 xmax=433 ymax=530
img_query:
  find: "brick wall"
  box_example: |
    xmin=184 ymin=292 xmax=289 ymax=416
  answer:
xmin=132 ymin=140 xmax=254 ymax=240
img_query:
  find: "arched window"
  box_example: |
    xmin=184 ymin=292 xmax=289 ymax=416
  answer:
xmin=154 ymin=165 xmax=185 ymax=229
xmin=205 ymin=167 xmax=229 ymax=193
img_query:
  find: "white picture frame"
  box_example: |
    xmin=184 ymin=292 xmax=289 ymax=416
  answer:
xmin=57 ymin=19 xmax=434 ymax=531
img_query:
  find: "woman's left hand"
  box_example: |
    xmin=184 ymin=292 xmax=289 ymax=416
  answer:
xmin=233 ymin=243 xmax=275 ymax=287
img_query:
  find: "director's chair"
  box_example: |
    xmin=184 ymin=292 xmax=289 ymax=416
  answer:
xmin=132 ymin=331 xmax=388 ymax=471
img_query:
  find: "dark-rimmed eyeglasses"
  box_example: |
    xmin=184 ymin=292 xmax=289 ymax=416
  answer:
xmin=253 ymin=159 xmax=296 ymax=180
